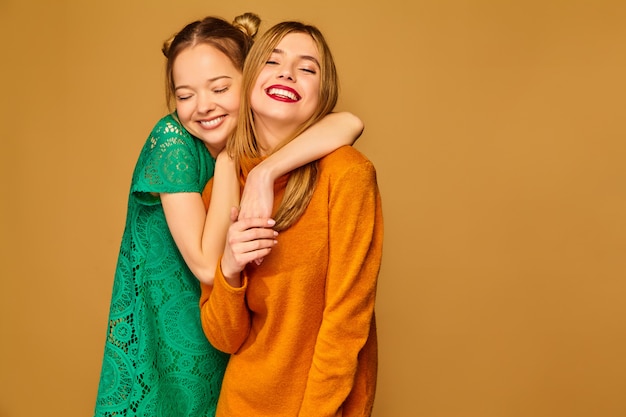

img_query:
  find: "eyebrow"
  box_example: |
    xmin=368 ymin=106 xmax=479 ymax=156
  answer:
xmin=174 ymin=75 xmax=232 ymax=91
xmin=272 ymin=48 xmax=320 ymax=68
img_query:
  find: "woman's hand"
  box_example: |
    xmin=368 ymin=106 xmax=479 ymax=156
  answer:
xmin=220 ymin=207 xmax=278 ymax=287
xmin=238 ymin=165 xmax=275 ymax=220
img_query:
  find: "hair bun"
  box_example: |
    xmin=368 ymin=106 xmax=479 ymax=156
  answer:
xmin=161 ymin=33 xmax=177 ymax=57
xmin=232 ymin=12 xmax=261 ymax=39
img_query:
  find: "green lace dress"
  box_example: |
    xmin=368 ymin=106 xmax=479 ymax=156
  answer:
xmin=94 ymin=113 xmax=229 ymax=417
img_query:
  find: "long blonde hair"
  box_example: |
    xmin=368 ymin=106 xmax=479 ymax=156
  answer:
xmin=227 ymin=21 xmax=339 ymax=230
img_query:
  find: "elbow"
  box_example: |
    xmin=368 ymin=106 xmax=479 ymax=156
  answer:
xmin=210 ymin=338 xmax=243 ymax=355
xmin=353 ymin=114 xmax=365 ymax=137
xmin=191 ymin=266 xmax=216 ymax=286
xmin=199 ymin=285 xmax=250 ymax=354
xmin=343 ymin=112 xmax=364 ymax=143
xmin=200 ymin=317 xmax=246 ymax=354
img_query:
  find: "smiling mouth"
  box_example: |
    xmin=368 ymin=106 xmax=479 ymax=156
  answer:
xmin=266 ymin=87 xmax=301 ymax=101
xmin=199 ymin=115 xmax=226 ymax=128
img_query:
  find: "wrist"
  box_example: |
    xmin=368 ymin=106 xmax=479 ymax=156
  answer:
xmin=215 ymin=151 xmax=235 ymax=171
xmin=220 ymin=261 xmax=243 ymax=288
xmin=249 ymin=159 xmax=278 ymax=184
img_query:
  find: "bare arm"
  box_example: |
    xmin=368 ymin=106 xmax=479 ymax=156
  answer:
xmin=238 ymin=111 xmax=364 ymax=219
xmin=161 ymin=152 xmax=241 ymax=285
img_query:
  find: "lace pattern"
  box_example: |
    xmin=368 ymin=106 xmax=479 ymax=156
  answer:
xmin=95 ymin=114 xmax=227 ymax=417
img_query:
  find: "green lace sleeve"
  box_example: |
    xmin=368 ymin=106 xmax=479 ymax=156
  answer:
xmin=130 ymin=115 xmax=214 ymax=205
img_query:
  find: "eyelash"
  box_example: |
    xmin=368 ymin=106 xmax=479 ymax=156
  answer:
xmin=176 ymin=86 xmax=229 ymax=101
xmin=266 ymin=60 xmax=317 ymax=74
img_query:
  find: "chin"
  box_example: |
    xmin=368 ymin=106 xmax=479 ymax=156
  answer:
xmin=206 ymin=137 xmax=228 ymax=149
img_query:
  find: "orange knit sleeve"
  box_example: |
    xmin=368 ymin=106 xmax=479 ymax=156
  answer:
xmin=199 ymin=264 xmax=251 ymax=354
xmin=298 ymin=159 xmax=384 ymax=417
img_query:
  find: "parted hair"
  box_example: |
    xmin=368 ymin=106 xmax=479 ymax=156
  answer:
xmin=162 ymin=12 xmax=261 ymax=111
xmin=227 ymin=21 xmax=339 ymax=231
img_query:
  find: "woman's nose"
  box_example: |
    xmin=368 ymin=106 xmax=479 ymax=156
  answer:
xmin=197 ymin=94 xmax=216 ymax=114
xmin=277 ymin=64 xmax=295 ymax=81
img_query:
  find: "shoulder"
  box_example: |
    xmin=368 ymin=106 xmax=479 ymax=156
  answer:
xmin=153 ymin=113 xmax=183 ymax=131
xmin=140 ymin=113 xmax=203 ymax=158
xmin=318 ymin=145 xmax=376 ymax=179
xmin=317 ymin=146 xmax=380 ymax=205
xmin=134 ymin=113 xmax=205 ymax=169
xmin=149 ymin=113 xmax=192 ymax=144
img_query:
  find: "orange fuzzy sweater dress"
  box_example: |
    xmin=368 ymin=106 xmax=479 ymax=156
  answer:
xmin=200 ymin=146 xmax=383 ymax=417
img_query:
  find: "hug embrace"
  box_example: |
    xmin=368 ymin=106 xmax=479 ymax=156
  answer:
xmin=95 ymin=12 xmax=382 ymax=417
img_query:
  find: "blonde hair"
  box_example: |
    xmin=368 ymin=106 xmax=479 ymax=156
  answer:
xmin=161 ymin=13 xmax=261 ymax=111
xmin=227 ymin=21 xmax=339 ymax=230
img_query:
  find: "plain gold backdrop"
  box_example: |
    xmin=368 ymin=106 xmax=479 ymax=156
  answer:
xmin=1 ymin=1 xmax=625 ymax=416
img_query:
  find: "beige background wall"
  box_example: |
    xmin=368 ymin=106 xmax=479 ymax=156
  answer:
xmin=1 ymin=1 xmax=625 ymax=416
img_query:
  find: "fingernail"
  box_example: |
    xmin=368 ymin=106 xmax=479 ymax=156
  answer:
xmin=268 ymin=219 xmax=276 ymax=226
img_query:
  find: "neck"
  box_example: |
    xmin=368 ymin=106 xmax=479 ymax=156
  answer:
xmin=203 ymin=142 xmax=222 ymax=159
xmin=254 ymin=117 xmax=299 ymax=156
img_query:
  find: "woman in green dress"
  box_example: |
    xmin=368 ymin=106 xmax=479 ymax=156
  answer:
xmin=93 ymin=13 xmax=364 ymax=417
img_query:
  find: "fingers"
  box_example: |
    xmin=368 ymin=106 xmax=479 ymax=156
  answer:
xmin=230 ymin=206 xmax=239 ymax=222
xmin=220 ymin=217 xmax=278 ymax=278
xmin=228 ymin=243 xmax=274 ymax=267
xmin=227 ymin=230 xmax=277 ymax=255
xmin=232 ymin=217 xmax=276 ymax=232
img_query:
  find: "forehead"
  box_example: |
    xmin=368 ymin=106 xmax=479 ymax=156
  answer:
xmin=273 ymin=32 xmax=320 ymax=60
xmin=173 ymin=43 xmax=239 ymax=80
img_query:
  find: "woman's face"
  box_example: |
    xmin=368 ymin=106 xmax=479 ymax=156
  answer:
xmin=173 ymin=43 xmax=241 ymax=157
xmin=250 ymin=32 xmax=321 ymax=150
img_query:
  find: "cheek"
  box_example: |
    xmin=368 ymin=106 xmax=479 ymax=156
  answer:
xmin=224 ymin=94 xmax=241 ymax=113
xmin=174 ymin=102 xmax=198 ymax=134
xmin=305 ymin=83 xmax=321 ymax=111
xmin=249 ymin=76 xmax=267 ymax=109
xmin=250 ymin=88 xmax=264 ymax=112
xmin=309 ymin=79 xmax=321 ymax=99
xmin=175 ymin=101 xmax=193 ymax=121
